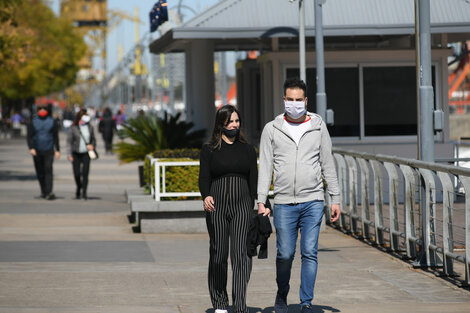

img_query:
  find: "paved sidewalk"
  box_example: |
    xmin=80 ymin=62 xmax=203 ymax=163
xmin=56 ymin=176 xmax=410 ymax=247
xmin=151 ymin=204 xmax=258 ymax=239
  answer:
xmin=0 ymin=135 xmax=469 ymax=313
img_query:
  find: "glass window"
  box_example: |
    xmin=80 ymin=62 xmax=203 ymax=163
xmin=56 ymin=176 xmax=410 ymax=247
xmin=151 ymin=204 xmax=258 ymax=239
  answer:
xmin=286 ymin=67 xmax=360 ymax=137
xmin=363 ymin=66 xmax=418 ymax=136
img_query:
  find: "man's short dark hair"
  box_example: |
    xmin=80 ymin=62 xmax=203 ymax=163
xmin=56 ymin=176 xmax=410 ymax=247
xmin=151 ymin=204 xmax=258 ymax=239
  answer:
xmin=283 ymin=77 xmax=307 ymax=96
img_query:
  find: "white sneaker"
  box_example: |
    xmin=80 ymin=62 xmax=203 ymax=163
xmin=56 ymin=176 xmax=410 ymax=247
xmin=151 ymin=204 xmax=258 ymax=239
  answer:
xmin=215 ymin=310 xmax=228 ymax=313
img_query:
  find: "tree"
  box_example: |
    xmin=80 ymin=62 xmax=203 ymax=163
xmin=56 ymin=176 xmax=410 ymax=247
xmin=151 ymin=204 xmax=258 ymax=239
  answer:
xmin=0 ymin=0 xmax=86 ymax=101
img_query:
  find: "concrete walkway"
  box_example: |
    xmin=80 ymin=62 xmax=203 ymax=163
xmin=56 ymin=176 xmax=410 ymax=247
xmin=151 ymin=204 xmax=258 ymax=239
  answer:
xmin=0 ymin=134 xmax=469 ymax=313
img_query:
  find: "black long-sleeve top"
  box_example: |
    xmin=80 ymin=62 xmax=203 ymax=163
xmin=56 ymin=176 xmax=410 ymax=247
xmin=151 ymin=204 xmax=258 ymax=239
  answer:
xmin=198 ymin=140 xmax=258 ymax=200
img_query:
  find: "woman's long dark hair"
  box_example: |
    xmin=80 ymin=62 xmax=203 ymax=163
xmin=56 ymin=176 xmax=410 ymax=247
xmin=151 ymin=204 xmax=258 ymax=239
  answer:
xmin=208 ymin=105 xmax=246 ymax=150
xmin=72 ymin=108 xmax=87 ymax=126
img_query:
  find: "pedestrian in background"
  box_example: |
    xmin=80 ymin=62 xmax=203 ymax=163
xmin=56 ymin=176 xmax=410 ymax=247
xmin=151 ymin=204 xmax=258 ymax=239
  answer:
xmin=67 ymin=108 xmax=96 ymax=200
xmin=27 ymin=103 xmax=60 ymax=200
xmin=198 ymin=105 xmax=258 ymax=313
xmin=257 ymin=78 xmax=341 ymax=313
xmin=62 ymin=107 xmax=75 ymax=134
xmin=115 ymin=109 xmax=126 ymax=131
xmin=98 ymin=107 xmax=116 ymax=154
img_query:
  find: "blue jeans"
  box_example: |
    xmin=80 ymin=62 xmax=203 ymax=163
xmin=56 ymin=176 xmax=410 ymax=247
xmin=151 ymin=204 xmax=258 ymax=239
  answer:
xmin=273 ymin=200 xmax=324 ymax=307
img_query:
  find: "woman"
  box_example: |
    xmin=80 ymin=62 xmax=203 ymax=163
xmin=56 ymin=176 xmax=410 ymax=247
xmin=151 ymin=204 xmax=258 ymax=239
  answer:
xmin=198 ymin=105 xmax=258 ymax=313
xmin=67 ymin=108 xmax=96 ymax=200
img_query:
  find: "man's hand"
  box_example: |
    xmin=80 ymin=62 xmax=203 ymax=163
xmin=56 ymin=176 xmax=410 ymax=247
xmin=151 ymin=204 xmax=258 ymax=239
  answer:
xmin=54 ymin=151 xmax=60 ymax=160
xmin=257 ymin=202 xmax=270 ymax=216
xmin=29 ymin=149 xmax=36 ymax=157
xmin=68 ymin=156 xmax=73 ymax=162
xmin=203 ymin=196 xmax=215 ymax=212
xmin=330 ymin=203 xmax=341 ymax=222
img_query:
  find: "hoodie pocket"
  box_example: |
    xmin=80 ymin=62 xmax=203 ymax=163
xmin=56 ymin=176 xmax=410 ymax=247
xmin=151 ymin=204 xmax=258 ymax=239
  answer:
xmin=273 ymin=161 xmax=292 ymax=195
xmin=296 ymin=161 xmax=322 ymax=195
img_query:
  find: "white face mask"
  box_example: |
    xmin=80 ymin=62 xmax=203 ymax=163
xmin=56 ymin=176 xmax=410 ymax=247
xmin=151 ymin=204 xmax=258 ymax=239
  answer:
xmin=284 ymin=100 xmax=306 ymax=120
xmin=81 ymin=115 xmax=91 ymax=123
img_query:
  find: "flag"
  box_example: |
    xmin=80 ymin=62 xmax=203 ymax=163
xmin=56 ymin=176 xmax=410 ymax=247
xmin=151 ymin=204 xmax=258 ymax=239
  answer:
xmin=149 ymin=0 xmax=169 ymax=33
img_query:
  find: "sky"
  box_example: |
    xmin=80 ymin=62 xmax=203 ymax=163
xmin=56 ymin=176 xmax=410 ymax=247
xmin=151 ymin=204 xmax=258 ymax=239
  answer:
xmin=49 ymin=0 xmax=222 ymax=74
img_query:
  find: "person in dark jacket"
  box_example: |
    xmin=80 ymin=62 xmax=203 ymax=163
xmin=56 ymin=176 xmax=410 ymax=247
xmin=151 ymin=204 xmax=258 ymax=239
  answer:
xmin=98 ymin=107 xmax=116 ymax=154
xmin=27 ymin=103 xmax=60 ymax=200
xmin=67 ymin=108 xmax=96 ymax=200
xmin=198 ymin=105 xmax=258 ymax=313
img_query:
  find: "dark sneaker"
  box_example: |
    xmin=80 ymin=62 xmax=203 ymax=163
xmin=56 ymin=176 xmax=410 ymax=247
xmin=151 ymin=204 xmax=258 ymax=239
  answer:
xmin=274 ymin=293 xmax=288 ymax=313
xmin=46 ymin=193 xmax=56 ymax=200
xmin=300 ymin=304 xmax=313 ymax=313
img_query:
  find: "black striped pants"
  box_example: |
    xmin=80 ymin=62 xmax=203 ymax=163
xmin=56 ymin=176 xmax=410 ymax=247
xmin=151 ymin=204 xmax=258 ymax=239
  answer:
xmin=206 ymin=176 xmax=253 ymax=313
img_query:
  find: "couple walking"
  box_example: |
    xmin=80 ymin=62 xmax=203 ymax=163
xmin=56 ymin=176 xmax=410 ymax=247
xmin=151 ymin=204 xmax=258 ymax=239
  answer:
xmin=27 ymin=105 xmax=96 ymax=201
xmin=199 ymin=77 xmax=341 ymax=313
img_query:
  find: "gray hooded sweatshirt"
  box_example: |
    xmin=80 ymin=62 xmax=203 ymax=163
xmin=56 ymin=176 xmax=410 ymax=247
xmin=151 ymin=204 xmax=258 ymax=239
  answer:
xmin=257 ymin=112 xmax=341 ymax=205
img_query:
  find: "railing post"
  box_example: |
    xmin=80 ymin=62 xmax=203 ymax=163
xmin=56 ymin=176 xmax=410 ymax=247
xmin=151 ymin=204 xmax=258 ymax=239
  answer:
xmin=155 ymin=160 xmax=161 ymax=201
xmin=384 ymin=162 xmax=400 ymax=251
xmin=148 ymin=156 xmax=155 ymax=197
xmin=416 ymin=169 xmax=442 ymax=267
xmin=345 ymin=156 xmax=359 ymax=234
xmin=334 ymin=153 xmax=348 ymax=229
xmin=459 ymin=176 xmax=470 ymax=286
xmin=437 ymin=171 xmax=455 ymax=276
xmin=358 ymin=159 xmax=371 ymax=239
xmin=400 ymin=165 xmax=418 ymax=259
xmin=370 ymin=160 xmax=385 ymax=245
xmin=162 ymin=164 xmax=166 ymax=195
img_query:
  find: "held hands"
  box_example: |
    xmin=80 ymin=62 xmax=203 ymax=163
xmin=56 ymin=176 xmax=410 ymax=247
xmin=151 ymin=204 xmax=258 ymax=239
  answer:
xmin=257 ymin=202 xmax=271 ymax=216
xmin=203 ymin=196 xmax=215 ymax=212
xmin=330 ymin=203 xmax=341 ymax=222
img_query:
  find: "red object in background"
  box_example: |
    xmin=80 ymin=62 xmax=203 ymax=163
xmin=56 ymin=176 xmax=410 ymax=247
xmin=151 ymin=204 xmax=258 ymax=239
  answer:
xmin=226 ymin=82 xmax=236 ymax=104
xmin=247 ymin=51 xmax=258 ymax=59
xmin=449 ymin=41 xmax=470 ymax=114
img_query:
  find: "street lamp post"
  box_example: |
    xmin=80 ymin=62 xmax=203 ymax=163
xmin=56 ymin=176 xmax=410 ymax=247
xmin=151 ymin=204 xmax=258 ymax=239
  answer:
xmin=299 ymin=0 xmax=306 ymax=82
xmin=315 ymin=0 xmax=327 ymax=121
xmin=290 ymin=0 xmax=306 ymax=82
xmin=416 ymin=0 xmax=435 ymax=163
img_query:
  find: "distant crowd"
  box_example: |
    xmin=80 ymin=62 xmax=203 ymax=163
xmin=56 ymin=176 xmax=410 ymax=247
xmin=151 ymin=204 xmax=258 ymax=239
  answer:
xmin=0 ymin=104 xmax=127 ymax=143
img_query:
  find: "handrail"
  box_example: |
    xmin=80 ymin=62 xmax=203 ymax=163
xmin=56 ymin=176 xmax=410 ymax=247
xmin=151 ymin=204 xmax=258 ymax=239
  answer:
xmin=331 ymin=147 xmax=470 ymax=286
xmin=333 ymin=147 xmax=470 ymax=177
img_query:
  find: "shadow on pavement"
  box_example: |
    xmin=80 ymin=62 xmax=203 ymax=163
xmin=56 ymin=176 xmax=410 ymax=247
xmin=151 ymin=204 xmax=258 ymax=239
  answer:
xmin=0 ymin=170 xmax=36 ymax=181
xmin=205 ymin=304 xmax=341 ymax=312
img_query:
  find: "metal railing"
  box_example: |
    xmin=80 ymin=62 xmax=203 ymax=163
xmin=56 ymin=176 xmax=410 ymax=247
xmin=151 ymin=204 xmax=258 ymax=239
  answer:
xmin=331 ymin=147 xmax=470 ymax=286
xmin=145 ymin=155 xmax=201 ymax=201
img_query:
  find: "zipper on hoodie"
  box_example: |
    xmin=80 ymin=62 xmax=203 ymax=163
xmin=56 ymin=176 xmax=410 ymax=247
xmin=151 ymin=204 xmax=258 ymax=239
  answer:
xmin=293 ymin=146 xmax=298 ymax=204
xmin=293 ymin=129 xmax=314 ymax=204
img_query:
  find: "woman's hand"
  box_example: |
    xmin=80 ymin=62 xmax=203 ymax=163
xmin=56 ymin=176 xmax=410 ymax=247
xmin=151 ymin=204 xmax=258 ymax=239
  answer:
xmin=86 ymin=144 xmax=94 ymax=151
xmin=203 ymin=196 xmax=215 ymax=212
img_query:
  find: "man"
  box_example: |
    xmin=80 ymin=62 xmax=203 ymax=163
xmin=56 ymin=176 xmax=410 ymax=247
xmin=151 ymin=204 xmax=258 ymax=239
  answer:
xmin=257 ymin=77 xmax=341 ymax=313
xmin=27 ymin=103 xmax=61 ymax=200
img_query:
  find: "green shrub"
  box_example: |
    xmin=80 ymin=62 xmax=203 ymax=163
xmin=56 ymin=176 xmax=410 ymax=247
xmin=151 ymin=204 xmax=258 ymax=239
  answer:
xmin=114 ymin=112 xmax=205 ymax=163
xmin=151 ymin=148 xmax=200 ymax=159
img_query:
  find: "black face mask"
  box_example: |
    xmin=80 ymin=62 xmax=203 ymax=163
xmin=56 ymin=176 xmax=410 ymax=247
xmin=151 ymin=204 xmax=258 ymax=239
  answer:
xmin=222 ymin=128 xmax=239 ymax=138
